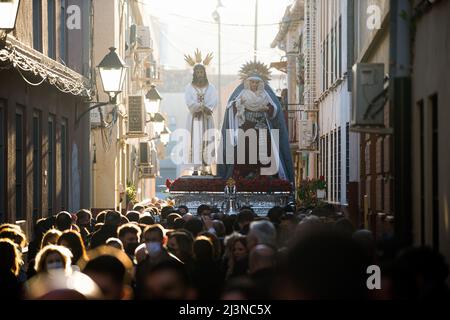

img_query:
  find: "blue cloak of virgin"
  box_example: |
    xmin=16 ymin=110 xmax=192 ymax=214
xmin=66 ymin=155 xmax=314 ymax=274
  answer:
xmin=217 ymin=83 xmax=295 ymax=188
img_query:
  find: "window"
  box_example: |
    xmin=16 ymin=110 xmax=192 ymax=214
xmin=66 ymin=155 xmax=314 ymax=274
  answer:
xmin=48 ymin=116 xmax=56 ymax=216
xmin=0 ymin=103 xmax=5 ymax=223
xmin=325 ymin=135 xmax=328 ymax=194
xmin=61 ymin=119 xmax=68 ymax=210
xmin=33 ymin=112 xmax=42 ymax=224
xmin=331 ymin=131 xmax=334 ymax=202
xmin=33 ymin=0 xmax=43 ymax=52
xmin=338 ymin=127 xmax=342 ymax=203
xmin=338 ymin=16 xmax=342 ymax=78
xmin=60 ymin=0 xmax=67 ymax=62
xmin=48 ymin=0 xmax=56 ymax=59
xmin=346 ymin=123 xmax=350 ymax=187
xmin=419 ymin=100 xmax=425 ymax=246
xmin=325 ymin=36 xmax=329 ymax=89
xmin=15 ymin=108 xmax=25 ymax=221
xmin=331 ymin=28 xmax=335 ymax=83
xmin=431 ymin=94 xmax=439 ymax=250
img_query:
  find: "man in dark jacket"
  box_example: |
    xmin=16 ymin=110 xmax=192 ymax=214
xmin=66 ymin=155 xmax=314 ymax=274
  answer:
xmin=90 ymin=211 xmax=121 ymax=249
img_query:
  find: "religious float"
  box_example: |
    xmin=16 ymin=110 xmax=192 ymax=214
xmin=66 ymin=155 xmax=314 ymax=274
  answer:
xmin=166 ymin=176 xmax=294 ymax=216
xmin=169 ymin=59 xmax=295 ymax=215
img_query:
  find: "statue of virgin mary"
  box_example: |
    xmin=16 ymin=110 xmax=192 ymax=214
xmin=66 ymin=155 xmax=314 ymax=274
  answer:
xmin=217 ymin=61 xmax=295 ymax=186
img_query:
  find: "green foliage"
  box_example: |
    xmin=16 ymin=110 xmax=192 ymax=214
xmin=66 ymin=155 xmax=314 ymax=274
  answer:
xmin=297 ymin=178 xmax=327 ymax=209
xmin=126 ymin=182 xmax=137 ymax=205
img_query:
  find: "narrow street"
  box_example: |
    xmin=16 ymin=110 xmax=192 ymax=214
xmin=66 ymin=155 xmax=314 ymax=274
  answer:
xmin=0 ymin=0 xmax=449 ymax=303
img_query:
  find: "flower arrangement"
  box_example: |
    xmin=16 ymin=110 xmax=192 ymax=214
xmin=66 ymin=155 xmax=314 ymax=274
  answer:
xmin=297 ymin=177 xmax=328 ymax=208
xmin=168 ymin=176 xmax=292 ymax=193
xmin=315 ymin=176 xmax=327 ymax=190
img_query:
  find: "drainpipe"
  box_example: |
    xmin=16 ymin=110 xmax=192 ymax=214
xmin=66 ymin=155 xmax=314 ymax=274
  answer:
xmin=390 ymin=0 xmax=413 ymax=247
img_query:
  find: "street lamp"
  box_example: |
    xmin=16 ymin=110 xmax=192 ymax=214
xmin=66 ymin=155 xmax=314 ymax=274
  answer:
xmin=145 ymin=85 xmax=162 ymax=115
xmin=0 ymin=0 xmax=20 ymax=32
xmin=160 ymin=126 xmax=171 ymax=145
xmin=97 ymin=47 xmax=127 ymax=104
xmin=149 ymin=112 xmax=165 ymax=135
xmin=75 ymin=47 xmax=127 ymax=126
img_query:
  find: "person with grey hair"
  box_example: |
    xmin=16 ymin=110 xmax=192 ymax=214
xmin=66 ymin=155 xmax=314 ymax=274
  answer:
xmin=248 ymin=244 xmax=277 ymax=299
xmin=248 ymin=244 xmax=276 ymax=275
xmin=247 ymin=220 xmax=277 ymax=251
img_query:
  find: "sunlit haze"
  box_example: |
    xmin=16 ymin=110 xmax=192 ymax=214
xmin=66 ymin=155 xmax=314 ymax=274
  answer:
xmin=143 ymin=0 xmax=292 ymax=74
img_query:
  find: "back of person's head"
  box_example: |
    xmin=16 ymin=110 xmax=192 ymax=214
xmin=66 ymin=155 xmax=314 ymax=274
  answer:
xmin=41 ymin=229 xmax=62 ymax=249
xmin=126 ymin=211 xmax=141 ymax=223
xmin=0 ymin=223 xmax=22 ymax=233
xmin=34 ymin=218 xmax=50 ymax=239
xmin=248 ymin=220 xmax=277 ymax=249
xmin=133 ymin=205 xmax=145 ymax=213
xmin=198 ymin=231 xmax=221 ymax=260
xmin=333 ymin=217 xmax=355 ymax=237
xmin=249 ymin=244 xmax=276 ymax=274
xmin=96 ymin=211 xmax=107 ymax=223
xmin=212 ymin=220 xmax=226 ymax=238
xmin=193 ymin=236 xmax=214 ymax=262
xmin=237 ymin=209 xmax=255 ymax=225
xmin=104 ymin=210 xmax=121 ymax=227
xmin=173 ymin=218 xmax=185 ymax=230
xmin=177 ymin=205 xmax=189 ymax=216
xmin=105 ymin=238 xmax=124 ymax=251
xmin=138 ymin=259 xmax=194 ymax=300
xmin=81 ymin=247 xmax=133 ymax=300
xmin=120 ymin=215 xmax=130 ymax=226
xmin=0 ymin=238 xmax=22 ymax=276
xmin=0 ymin=227 xmax=27 ymax=249
xmin=55 ymin=211 xmax=73 ymax=231
xmin=161 ymin=206 xmax=175 ymax=221
xmin=167 ymin=213 xmax=182 ymax=229
xmin=267 ymin=206 xmax=285 ymax=226
xmin=197 ymin=204 xmax=212 ymax=217
xmin=352 ymin=229 xmax=376 ymax=262
xmin=392 ymin=246 xmax=450 ymax=300
xmin=221 ymin=277 xmax=259 ymax=300
xmin=57 ymin=230 xmax=87 ymax=264
xmin=280 ymin=229 xmax=368 ymax=300
xmin=76 ymin=209 xmax=92 ymax=226
xmin=139 ymin=212 xmax=155 ymax=225
xmin=35 ymin=245 xmax=73 ymax=274
xmin=184 ymin=218 xmax=203 ymax=238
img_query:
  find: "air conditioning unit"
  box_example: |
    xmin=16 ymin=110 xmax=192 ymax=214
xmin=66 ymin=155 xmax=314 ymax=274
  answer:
xmin=139 ymin=165 xmax=156 ymax=179
xmin=130 ymin=25 xmax=152 ymax=51
xmin=139 ymin=142 xmax=150 ymax=165
xmin=352 ymin=63 xmax=385 ymax=127
xmin=127 ymin=95 xmax=145 ymax=136
xmin=298 ymin=119 xmax=317 ymax=150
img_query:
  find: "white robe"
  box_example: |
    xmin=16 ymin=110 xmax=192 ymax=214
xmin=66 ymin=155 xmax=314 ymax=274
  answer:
xmin=184 ymin=83 xmax=218 ymax=174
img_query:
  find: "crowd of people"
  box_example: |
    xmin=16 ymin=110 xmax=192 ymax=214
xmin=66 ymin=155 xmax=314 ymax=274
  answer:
xmin=0 ymin=198 xmax=449 ymax=300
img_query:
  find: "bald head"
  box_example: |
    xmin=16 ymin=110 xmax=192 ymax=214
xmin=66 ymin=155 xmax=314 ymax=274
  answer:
xmin=249 ymin=245 xmax=276 ymax=274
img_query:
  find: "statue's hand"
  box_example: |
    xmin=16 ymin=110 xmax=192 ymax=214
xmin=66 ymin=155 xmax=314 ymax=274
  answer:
xmin=266 ymin=104 xmax=275 ymax=117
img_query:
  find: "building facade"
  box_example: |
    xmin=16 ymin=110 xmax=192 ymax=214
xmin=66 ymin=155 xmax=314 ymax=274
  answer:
xmin=0 ymin=0 xmax=92 ymax=237
xmin=90 ymin=0 xmax=162 ymax=213
xmin=350 ymin=0 xmax=393 ymax=235
xmin=314 ymin=0 xmax=359 ymax=218
xmin=411 ymin=0 xmax=450 ymax=270
xmin=271 ymin=0 xmax=306 ymax=189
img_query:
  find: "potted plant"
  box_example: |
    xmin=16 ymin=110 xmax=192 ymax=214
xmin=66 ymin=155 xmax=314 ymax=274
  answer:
xmin=315 ymin=176 xmax=327 ymax=199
